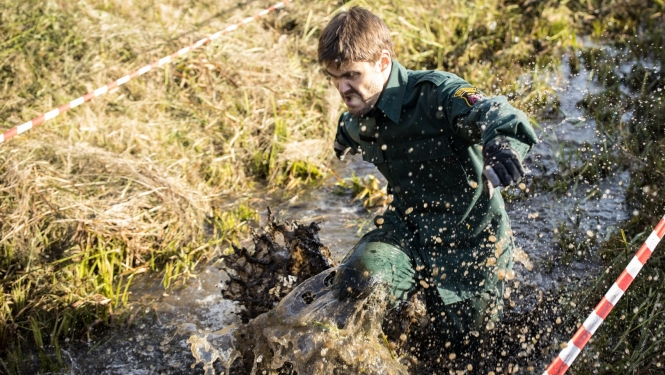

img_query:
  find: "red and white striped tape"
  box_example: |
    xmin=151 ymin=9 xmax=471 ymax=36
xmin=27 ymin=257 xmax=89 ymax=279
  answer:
xmin=544 ymin=214 xmax=665 ymax=375
xmin=0 ymin=0 xmax=290 ymax=144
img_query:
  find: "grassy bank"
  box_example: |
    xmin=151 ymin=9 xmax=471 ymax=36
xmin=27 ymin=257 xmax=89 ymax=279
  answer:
xmin=1 ymin=0 xmax=663 ymax=373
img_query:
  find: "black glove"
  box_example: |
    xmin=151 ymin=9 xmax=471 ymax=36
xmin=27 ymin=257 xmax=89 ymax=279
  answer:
xmin=334 ymin=140 xmax=358 ymax=161
xmin=482 ymin=138 xmax=525 ymax=197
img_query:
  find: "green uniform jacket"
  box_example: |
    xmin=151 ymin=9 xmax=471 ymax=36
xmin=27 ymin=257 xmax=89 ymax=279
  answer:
xmin=335 ymin=60 xmax=538 ymax=304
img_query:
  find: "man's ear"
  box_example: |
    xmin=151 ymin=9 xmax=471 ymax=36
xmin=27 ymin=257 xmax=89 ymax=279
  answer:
xmin=379 ymin=49 xmax=391 ymax=72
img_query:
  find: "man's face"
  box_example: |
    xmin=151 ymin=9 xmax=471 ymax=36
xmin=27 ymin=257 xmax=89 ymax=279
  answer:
xmin=325 ymin=59 xmax=387 ymax=117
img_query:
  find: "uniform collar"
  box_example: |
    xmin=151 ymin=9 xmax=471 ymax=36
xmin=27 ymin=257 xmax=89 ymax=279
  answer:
xmin=375 ymin=59 xmax=408 ymax=124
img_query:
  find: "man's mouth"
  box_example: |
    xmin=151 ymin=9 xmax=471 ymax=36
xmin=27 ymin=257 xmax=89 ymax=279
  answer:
xmin=343 ymin=92 xmax=363 ymax=106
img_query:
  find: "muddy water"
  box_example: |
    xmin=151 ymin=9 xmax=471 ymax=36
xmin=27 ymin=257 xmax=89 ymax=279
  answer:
xmin=58 ymin=58 xmax=630 ymax=374
xmin=509 ymin=55 xmax=630 ymax=297
xmin=188 ymin=268 xmax=409 ymax=375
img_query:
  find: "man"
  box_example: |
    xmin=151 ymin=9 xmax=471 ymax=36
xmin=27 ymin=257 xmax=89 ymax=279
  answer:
xmin=318 ymin=7 xmax=538 ymax=357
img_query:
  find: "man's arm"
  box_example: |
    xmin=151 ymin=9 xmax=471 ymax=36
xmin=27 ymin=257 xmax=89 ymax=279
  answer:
xmin=441 ymin=81 xmax=538 ymax=157
xmin=439 ymin=78 xmax=539 ymax=190
xmin=334 ymin=113 xmax=360 ymax=161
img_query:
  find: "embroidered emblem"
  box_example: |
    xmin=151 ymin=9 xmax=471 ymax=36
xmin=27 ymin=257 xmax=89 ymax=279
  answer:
xmin=453 ymin=87 xmax=484 ymax=106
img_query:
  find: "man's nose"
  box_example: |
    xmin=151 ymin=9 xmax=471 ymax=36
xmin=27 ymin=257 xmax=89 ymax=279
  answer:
xmin=338 ymin=79 xmax=351 ymax=94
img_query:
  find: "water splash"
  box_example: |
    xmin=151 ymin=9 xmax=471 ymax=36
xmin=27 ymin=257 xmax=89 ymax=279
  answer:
xmin=187 ymin=325 xmax=242 ymax=375
xmin=188 ymin=267 xmax=408 ymax=375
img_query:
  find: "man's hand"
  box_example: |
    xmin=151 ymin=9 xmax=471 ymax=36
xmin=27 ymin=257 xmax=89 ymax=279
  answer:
xmin=482 ymin=138 xmax=525 ymax=198
xmin=334 ymin=140 xmax=358 ymax=161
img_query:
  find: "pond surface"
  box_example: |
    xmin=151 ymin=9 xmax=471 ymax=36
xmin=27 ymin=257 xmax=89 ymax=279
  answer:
xmin=56 ymin=59 xmax=631 ymax=374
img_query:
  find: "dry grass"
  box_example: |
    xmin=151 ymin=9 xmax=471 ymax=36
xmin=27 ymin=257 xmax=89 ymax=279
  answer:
xmin=0 ymin=0 xmax=342 ymax=368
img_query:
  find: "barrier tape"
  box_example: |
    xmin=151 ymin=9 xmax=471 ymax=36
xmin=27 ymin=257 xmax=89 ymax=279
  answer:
xmin=544 ymin=214 xmax=665 ymax=375
xmin=0 ymin=0 xmax=290 ymax=144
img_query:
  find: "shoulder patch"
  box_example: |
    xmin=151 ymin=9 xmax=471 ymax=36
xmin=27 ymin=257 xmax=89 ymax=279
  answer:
xmin=453 ymin=87 xmax=484 ymax=106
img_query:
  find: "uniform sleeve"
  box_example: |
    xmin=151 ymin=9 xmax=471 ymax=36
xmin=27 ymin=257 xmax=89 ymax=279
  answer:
xmin=440 ymin=78 xmax=539 ymax=160
xmin=335 ymin=112 xmax=360 ymax=150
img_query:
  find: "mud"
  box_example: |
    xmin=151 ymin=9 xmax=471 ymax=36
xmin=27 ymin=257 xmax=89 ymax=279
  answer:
xmin=219 ymin=209 xmax=336 ymax=322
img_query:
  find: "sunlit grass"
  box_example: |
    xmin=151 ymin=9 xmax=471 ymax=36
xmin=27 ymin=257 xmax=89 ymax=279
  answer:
xmin=1 ymin=0 xmax=664 ymax=373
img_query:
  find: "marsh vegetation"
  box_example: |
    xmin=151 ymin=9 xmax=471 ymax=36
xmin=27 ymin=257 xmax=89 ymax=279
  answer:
xmin=1 ymin=0 xmax=664 ymax=373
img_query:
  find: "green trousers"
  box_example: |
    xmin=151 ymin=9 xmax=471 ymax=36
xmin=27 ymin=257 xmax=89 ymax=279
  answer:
xmin=333 ymin=214 xmax=511 ymax=352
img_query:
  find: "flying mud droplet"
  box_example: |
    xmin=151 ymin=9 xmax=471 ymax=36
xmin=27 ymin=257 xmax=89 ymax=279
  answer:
xmin=495 ymin=243 xmax=504 ymax=257
xmin=513 ymin=248 xmax=532 ymax=271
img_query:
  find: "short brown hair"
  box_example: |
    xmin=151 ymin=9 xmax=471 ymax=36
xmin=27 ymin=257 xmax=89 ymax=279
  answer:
xmin=318 ymin=7 xmax=395 ymax=68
